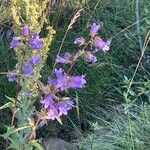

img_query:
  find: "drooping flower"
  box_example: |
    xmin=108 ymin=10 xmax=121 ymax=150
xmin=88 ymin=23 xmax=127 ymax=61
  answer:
xmin=74 ymin=37 xmax=86 ymax=46
xmin=94 ymin=36 xmax=110 ymax=52
xmin=69 ymin=75 xmax=86 ymax=88
xmin=54 ymin=68 xmax=70 ymax=90
xmin=22 ymin=64 xmax=33 ymax=75
xmin=47 ymin=105 xmax=59 ymax=120
xmin=54 ymin=68 xmax=64 ymax=78
xmin=90 ymin=22 xmax=100 ymax=36
xmin=85 ymin=52 xmax=97 ymax=63
xmin=27 ymin=54 xmax=42 ymax=65
xmin=56 ymin=74 xmax=69 ymax=91
xmin=7 ymin=72 xmax=16 ymax=82
xmin=40 ymin=94 xmax=54 ymax=109
xmin=58 ymin=99 xmax=74 ymax=116
xmin=21 ymin=24 xmax=29 ymax=36
xmin=56 ymin=52 xmax=73 ymax=64
xmin=29 ymin=33 xmax=43 ymax=50
xmin=56 ymin=55 xmax=66 ymax=64
xmin=10 ymin=37 xmax=20 ymax=48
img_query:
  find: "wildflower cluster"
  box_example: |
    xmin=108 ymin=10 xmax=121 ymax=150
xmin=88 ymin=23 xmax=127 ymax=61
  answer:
xmin=8 ymin=25 xmax=43 ymax=88
xmin=57 ymin=23 xmax=111 ymax=65
xmin=7 ymin=22 xmax=110 ymax=130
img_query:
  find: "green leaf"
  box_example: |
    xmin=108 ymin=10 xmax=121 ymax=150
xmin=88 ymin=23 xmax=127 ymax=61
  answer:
xmin=1 ymin=125 xmax=31 ymax=138
xmin=30 ymin=140 xmax=43 ymax=150
xmin=145 ymin=19 xmax=150 ymax=25
xmin=128 ymin=90 xmax=135 ymax=96
xmin=10 ymin=125 xmax=31 ymax=134
xmin=5 ymin=95 xmax=16 ymax=103
xmin=0 ymin=102 xmax=12 ymax=110
xmin=144 ymin=8 xmax=149 ymax=14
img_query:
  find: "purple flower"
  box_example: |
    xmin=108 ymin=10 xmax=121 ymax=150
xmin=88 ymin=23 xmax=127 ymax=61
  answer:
xmin=24 ymin=89 xmax=32 ymax=95
xmin=58 ymin=99 xmax=74 ymax=116
xmin=54 ymin=68 xmax=70 ymax=90
xmin=56 ymin=75 xmax=69 ymax=91
xmin=69 ymin=75 xmax=86 ymax=88
xmin=40 ymin=94 xmax=54 ymax=109
xmin=94 ymin=36 xmax=110 ymax=52
xmin=22 ymin=64 xmax=33 ymax=75
xmin=56 ymin=52 xmax=72 ymax=64
xmin=55 ymin=68 xmax=64 ymax=78
xmin=29 ymin=33 xmax=43 ymax=50
xmin=27 ymin=54 xmax=42 ymax=65
xmin=7 ymin=72 xmax=16 ymax=82
xmin=48 ymin=77 xmax=57 ymax=87
xmin=10 ymin=37 xmax=20 ymax=48
xmin=74 ymin=37 xmax=85 ymax=46
xmin=85 ymin=52 xmax=97 ymax=63
xmin=47 ymin=106 xmax=59 ymax=120
xmin=90 ymin=23 xmax=100 ymax=36
xmin=21 ymin=24 xmax=29 ymax=36
xmin=56 ymin=56 xmax=66 ymax=64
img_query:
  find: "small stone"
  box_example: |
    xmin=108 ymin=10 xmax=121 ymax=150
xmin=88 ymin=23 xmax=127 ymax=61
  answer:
xmin=42 ymin=138 xmax=77 ymax=150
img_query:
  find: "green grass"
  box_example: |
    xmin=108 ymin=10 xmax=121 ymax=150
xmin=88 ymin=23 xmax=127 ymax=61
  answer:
xmin=78 ymin=102 xmax=150 ymax=150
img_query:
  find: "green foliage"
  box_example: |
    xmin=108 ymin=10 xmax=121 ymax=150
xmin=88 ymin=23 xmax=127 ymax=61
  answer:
xmin=78 ymin=80 xmax=150 ymax=150
xmin=0 ymin=1 xmax=11 ymax=23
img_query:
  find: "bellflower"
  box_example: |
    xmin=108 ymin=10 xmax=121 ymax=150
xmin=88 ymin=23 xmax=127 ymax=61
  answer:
xmin=69 ymin=75 xmax=86 ymax=88
xmin=7 ymin=72 xmax=16 ymax=82
xmin=56 ymin=75 xmax=69 ymax=91
xmin=74 ymin=37 xmax=85 ymax=46
xmin=22 ymin=64 xmax=33 ymax=75
xmin=90 ymin=22 xmax=100 ymax=36
xmin=56 ymin=52 xmax=72 ymax=64
xmin=40 ymin=94 xmax=54 ymax=109
xmin=54 ymin=68 xmax=70 ymax=90
xmin=94 ymin=36 xmax=110 ymax=52
xmin=10 ymin=37 xmax=20 ymax=48
xmin=58 ymin=99 xmax=74 ymax=116
xmin=47 ymin=106 xmax=59 ymax=120
xmin=21 ymin=24 xmax=29 ymax=36
xmin=27 ymin=54 xmax=42 ymax=65
xmin=29 ymin=33 xmax=43 ymax=50
xmin=54 ymin=68 xmax=64 ymax=78
xmin=85 ymin=52 xmax=97 ymax=63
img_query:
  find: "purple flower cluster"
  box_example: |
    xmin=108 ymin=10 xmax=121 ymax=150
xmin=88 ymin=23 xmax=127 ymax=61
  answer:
xmin=10 ymin=25 xmax=43 ymax=50
xmin=40 ymin=94 xmax=74 ymax=120
xmin=48 ymin=68 xmax=86 ymax=91
xmin=8 ymin=25 xmax=43 ymax=82
xmin=39 ymin=68 xmax=86 ymax=121
xmin=73 ymin=22 xmax=111 ymax=63
xmin=8 ymin=22 xmax=111 ymax=124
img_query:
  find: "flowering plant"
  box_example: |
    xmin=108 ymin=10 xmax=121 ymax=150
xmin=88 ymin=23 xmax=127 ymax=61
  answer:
xmin=0 ymin=1 xmax=110 ymax=149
